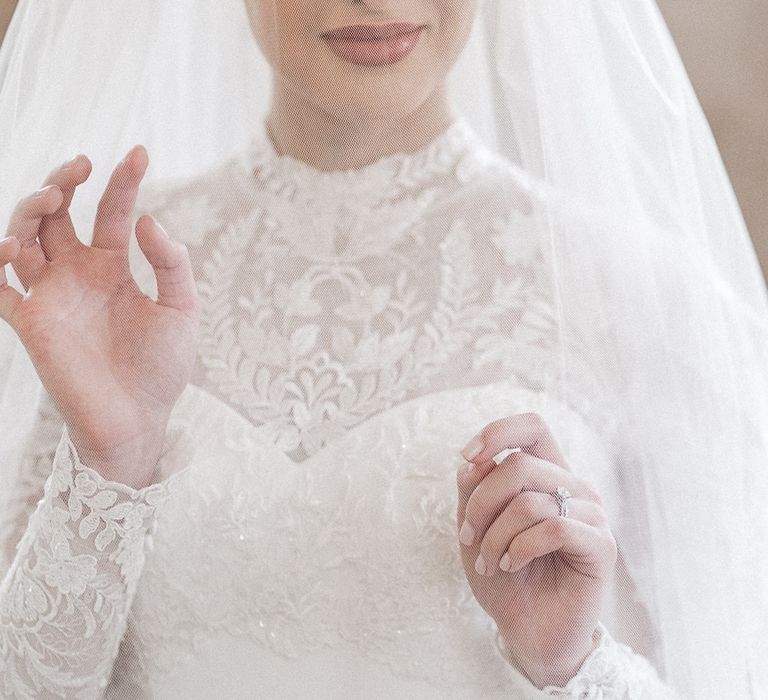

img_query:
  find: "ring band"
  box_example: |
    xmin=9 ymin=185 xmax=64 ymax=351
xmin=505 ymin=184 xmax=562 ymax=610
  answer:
xmin=553 ymin=485 xmax=572 ymax=518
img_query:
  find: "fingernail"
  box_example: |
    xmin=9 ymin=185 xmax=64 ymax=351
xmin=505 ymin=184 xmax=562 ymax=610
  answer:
xmin=459 ymin=461 xmax=474 ymax=477
xmin=154 ymin=219 xmax=170 ymax=239
xmin=499 ymin=553 xmax=511 ymax=571
xmin=33 ymin=186 xmax=53 ymax=198
xmin=62 ymin=154 xmax=81 ymax=169
xmin=474 ymin=553 xmax=486 ymax=576
xmin=461 ymin=436 xmax=484 ymax=461
xmin=459 ymin=520 xmax=475 ymax=546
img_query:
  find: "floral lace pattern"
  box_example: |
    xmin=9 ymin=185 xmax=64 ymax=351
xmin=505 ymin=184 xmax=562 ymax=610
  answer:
xmin=0 ymin=427 xmax=179 ymax=699
xmin=497 ymin=621 xmax=684 ymax=699
xmin=118 ymin=380 xmax=672 ymax=699
xmin=131 ymin=119 xmax=618 ymax=468
xmin=0 ymin=120 xmax=677 ymax=698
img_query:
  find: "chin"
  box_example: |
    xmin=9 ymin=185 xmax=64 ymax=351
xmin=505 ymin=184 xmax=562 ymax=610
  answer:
xmin=327 ymin=91 xmax=434 ymax=123
xmin=310 ymin=64 xmax=439 ymax=123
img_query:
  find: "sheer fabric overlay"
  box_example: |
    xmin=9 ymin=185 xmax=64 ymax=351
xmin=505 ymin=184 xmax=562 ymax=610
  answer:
xmin=1 ymin=1 xmax=767 ymax=698
xmin=2 ymin=120 xmax=680 ymax=699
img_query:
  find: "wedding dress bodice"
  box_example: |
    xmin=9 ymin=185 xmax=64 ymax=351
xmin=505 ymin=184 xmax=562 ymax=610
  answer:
xmin=0 ymin=120 xmax=682 ymax=699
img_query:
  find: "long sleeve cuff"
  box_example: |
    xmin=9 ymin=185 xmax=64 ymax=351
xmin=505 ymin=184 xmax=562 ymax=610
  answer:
xmin=495 ymin=621 xmax=685 ymax=699
xmin=0 ymin=425 xmax=185 ymax=699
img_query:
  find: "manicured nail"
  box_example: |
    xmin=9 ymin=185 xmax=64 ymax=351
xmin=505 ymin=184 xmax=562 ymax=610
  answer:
xmin=154 ymin=219 xmax=170 ymax=239
xmin=459 ymin=520 xmax=475 ymax=546
xmin=474 ymin=553 xmax=486 ymax=576
xmin=499 ymin=553 xmax=511 ymax=571
xmin=62 ymin=154 xmax=81 ymax=169
xmin=461 ymin=436 xmax=484 ymax=461
xmin=33 ymin=185 xmax=55 ymax=199
xmin=459 ymin=461 xmax=474 ymax=476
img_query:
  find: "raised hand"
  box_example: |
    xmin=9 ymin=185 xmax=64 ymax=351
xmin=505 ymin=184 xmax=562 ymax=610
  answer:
xmin=0 ymin=147 xmax=201 ymax=488
xmin=456 ymin=413 xmax=617 ymax=688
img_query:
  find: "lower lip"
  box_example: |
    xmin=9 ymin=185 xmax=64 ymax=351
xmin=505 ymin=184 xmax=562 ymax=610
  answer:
xmin=323 ymin=27 xmax=424 ymax=67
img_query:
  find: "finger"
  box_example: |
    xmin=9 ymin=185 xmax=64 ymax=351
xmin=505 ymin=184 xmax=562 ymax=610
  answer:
xmin=477 ymin=492 xmax=605 ymax=577
xmin=92 ymin=145 xmax=149 ymax=251
xmin=500 ymin=516 xmax=615 ymax=579
xmin=5 ymin=185 xmax=64 ymax=289
xmin=458 ymin=452 xmax=594 ymax=548
xmin=0 ymin=237 xmax=23 ymax=324
xmin=135 ymin=216 xmax=200 ymax=318
xmin=459 ymin=412 xmax=570 ymax=477
xmin=38 ymin=154 xmax=93 ymax=259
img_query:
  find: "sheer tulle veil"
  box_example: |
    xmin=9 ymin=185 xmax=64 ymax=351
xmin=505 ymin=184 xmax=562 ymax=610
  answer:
xmin=1 ymin=1 xmax=767 ymax=697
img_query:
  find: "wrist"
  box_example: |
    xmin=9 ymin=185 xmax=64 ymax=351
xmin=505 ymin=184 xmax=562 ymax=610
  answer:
xmin=499 ymin=626 xmax=601 ymax=690
xmin=67 ymin=424 xmax=170 ymax=489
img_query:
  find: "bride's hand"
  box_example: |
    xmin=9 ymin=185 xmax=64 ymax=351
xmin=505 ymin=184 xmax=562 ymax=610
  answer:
xmin=456 ymin=413 xmax=617 ymax=688
xmin=0 ymin=147 xmax=200 ymax=488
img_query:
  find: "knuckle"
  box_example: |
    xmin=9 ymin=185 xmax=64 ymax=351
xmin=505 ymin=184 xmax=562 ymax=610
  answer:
xmin=581 ymin=484 xmax=604 ymax=506
xmin=156 ymin=248 xmax=184 ymax=269
xmin=464 ymin=490 xmax=494 ymax=531
xmin=545 ymin=516 xmax=568 ymax=539
xmin=479 ymin=528 xmax=506 ymax=560
xmin=495 ymin=454 xmax=522 ymax=478
xmin=515 ymin=490 xmax=548 ymax=519
xmin=515 ymin=460 xmax=539 ymax=484
xmin=523 ymin=411 xmax=547 ymax=431
xmin=500 ymin=450 xmax=526 ymax=470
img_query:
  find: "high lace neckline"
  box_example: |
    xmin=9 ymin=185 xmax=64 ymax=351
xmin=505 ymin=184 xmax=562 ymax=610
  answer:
xmin=243 ymin=117 xmax=483 ymax=197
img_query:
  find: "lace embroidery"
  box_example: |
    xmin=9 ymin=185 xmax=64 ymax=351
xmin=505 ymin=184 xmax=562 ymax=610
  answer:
xmin=168 ymin=119 xmax=571 ymax=466
xmin=496 ymin=621 xmax=683 ymax=699
xmin=196 ymin=208 xmax=540 ymax=463
xmin=64 ymin=118 xmax=653 ymax=697
xmin=132 ymin=118 xmax=617 ymax=464
xmin=98 ymin=379 xmax=666 ymax=698
xmin=246 ymin=119 xmax=482 ymax=205
xmin=0 ymin=427 xmax=180 ymax=699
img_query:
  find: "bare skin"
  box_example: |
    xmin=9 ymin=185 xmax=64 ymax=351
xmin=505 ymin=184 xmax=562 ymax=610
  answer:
xmin=0 ymin=0 xmax=614 ymax=687
xmin=0 ymin=150 xmax=200 ymax=489
xmin=243 ymin=0 xmax=476 ymax=170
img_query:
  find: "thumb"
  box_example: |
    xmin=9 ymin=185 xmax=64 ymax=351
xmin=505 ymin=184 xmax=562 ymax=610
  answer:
xmin=0 ymin=237 xmax=23 ymax=326
xmin=135 ymin=216 xmax=199 ymax=319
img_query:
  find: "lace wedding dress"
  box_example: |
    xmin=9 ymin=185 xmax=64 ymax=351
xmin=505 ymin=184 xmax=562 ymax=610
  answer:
xmin=0 ymin=120 xmax=685 ymax=699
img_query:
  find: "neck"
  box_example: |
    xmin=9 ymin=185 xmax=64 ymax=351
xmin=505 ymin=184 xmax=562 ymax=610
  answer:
xmin=265 ymin=82 xmax=457 ymax=172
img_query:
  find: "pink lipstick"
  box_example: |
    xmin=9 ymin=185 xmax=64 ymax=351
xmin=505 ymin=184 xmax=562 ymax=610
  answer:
xmin=321 ymin=23 xmax=426 ymax=67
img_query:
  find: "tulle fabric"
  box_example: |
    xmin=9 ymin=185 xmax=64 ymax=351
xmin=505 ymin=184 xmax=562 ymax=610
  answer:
xmin=1 ymin=1 xmax=767 ymax=698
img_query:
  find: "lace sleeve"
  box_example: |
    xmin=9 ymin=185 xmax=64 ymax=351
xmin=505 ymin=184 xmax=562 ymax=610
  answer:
xmin=0 ymin=424 xmax=183 ymax=699
xmin=494 ymin=623 xmax=686 ymax=699
xmin=0 ymin=393 xmax=63 ymax=580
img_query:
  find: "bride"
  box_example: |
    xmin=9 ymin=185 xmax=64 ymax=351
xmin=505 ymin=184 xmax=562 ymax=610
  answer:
xmin=1 ymin=1 xmax=766 ymax=698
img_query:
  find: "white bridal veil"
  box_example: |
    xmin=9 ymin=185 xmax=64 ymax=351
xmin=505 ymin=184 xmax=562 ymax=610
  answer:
xmin=1 ymin=1 xmax=767 ymax=698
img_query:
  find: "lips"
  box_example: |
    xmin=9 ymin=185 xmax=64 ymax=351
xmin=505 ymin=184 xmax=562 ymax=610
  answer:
xmin=321 ymin=22 xmax=426 ymax=67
